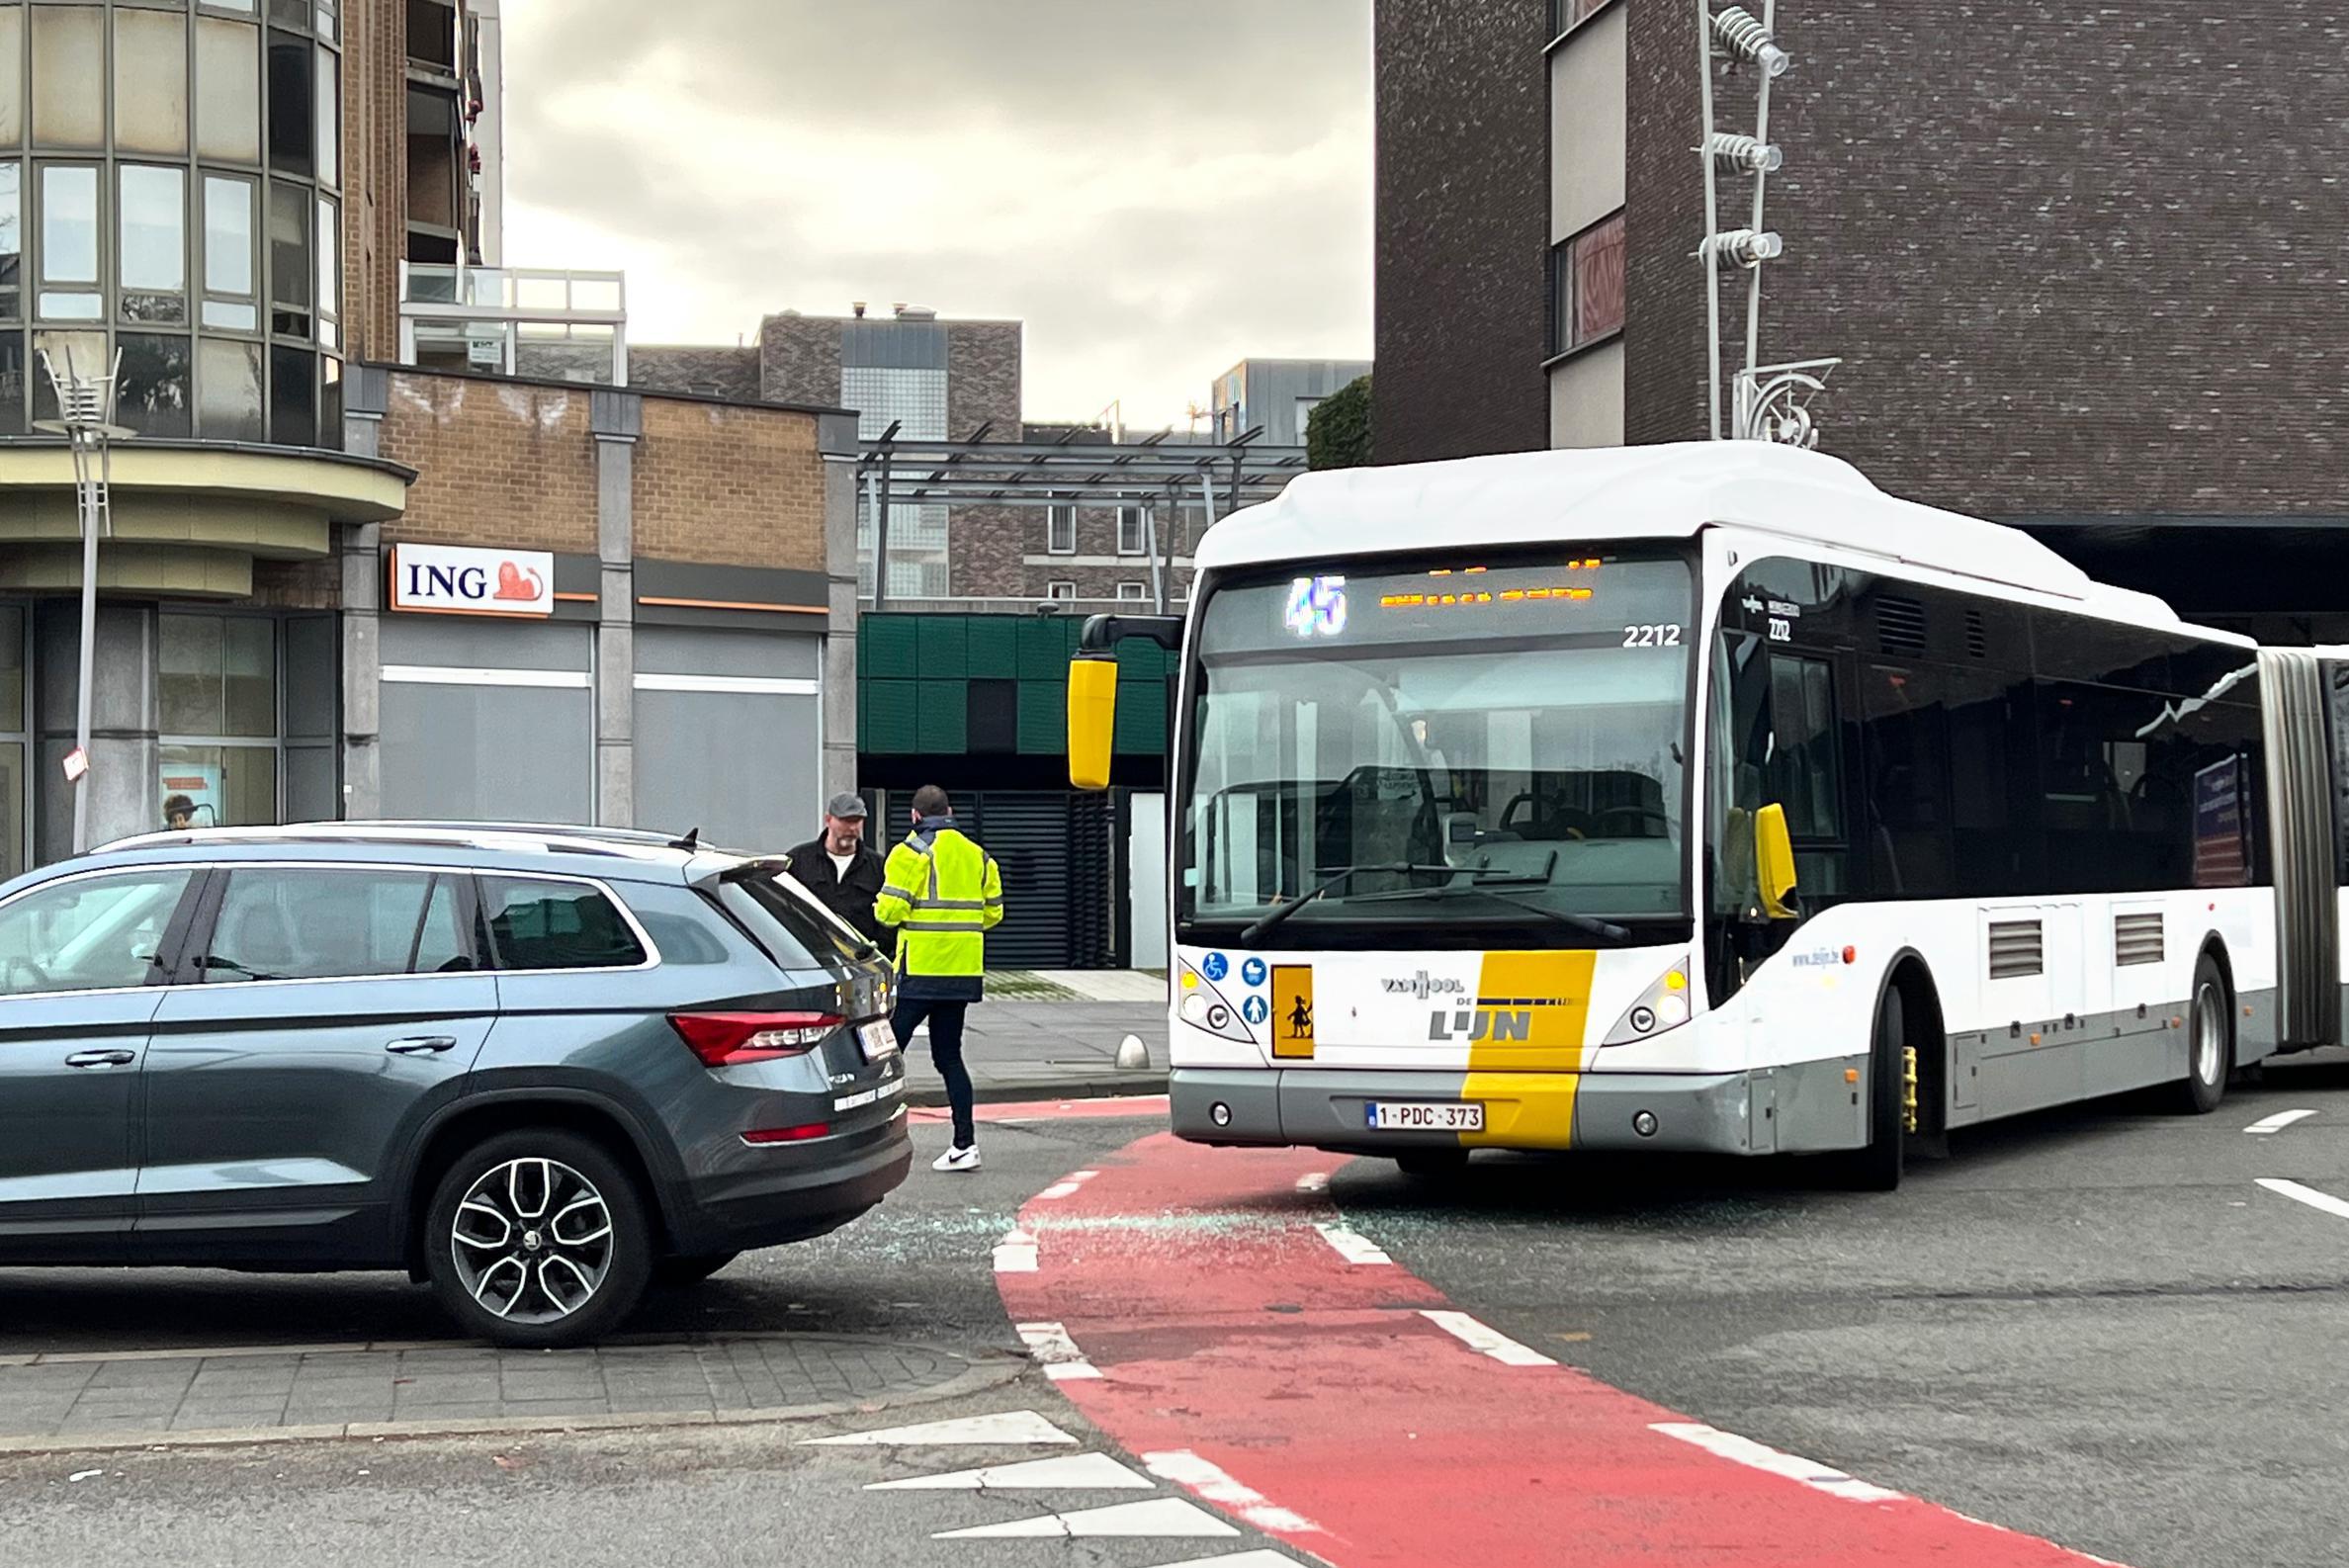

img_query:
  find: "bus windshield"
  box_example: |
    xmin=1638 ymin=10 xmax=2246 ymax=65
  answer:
xmin=1181 ymin=553 xmax=1694 ymax=937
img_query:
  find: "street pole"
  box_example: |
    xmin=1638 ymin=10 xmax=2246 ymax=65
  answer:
xmin=36 ymin=348 xmax=127 ymax=855
xmin=872 ymin=420 xmax=900 ymax=613
xmin=1696 ymin=0 xmax=1725 ymax=441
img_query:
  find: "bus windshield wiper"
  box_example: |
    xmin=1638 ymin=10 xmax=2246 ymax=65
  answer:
xmin=1349 ymin=882 xmax=1631 ymax=943
xmin=1237 ymin=862 xmax=1457 ymax=945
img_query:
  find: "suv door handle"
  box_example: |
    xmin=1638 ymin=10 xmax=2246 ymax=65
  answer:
xmin=386 ymin=1036 xmax=460 ymax=1056
xmin=64 ymin=1049 xmax=136 ymax=1069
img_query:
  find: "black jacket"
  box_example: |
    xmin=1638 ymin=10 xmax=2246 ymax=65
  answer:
xmin=782 ymin=836 xmax=892 ymax=954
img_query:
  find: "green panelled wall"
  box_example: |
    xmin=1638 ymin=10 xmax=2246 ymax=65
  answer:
xmin=859 ymin=614 xmax=1175 ymax=757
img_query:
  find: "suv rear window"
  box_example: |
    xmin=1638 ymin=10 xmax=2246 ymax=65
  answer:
xmin=716 ymin=870 xmax=870 ymax=971
xmin=480 ymin=877 xmax=649 ymax=971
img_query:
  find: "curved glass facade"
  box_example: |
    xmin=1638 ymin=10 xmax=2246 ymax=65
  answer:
xmin=0 ymin=0 xmax=343 ymax=447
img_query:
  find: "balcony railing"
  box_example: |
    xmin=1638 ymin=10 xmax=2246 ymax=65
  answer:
xmin=398 ymin=265 xmax=629 ymax=386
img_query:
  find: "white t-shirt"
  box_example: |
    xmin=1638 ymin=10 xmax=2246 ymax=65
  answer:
xmin=828 ymin=851 xmax=854 ymax=881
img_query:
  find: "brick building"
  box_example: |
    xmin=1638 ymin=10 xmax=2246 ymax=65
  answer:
xmin=0 ymin=0 xmax=856 ymax=866
xmin=1374 ymin=1 xmax=2349 ymax=639
xmin=639 ymin=307 xmax=1232 ymax=612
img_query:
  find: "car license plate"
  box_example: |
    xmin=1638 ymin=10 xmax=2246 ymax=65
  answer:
xmin=857 ymin=1020 xmax=899 ymax=1062
xmin=1365 ymin=1100 xmax=1483 ymax=1132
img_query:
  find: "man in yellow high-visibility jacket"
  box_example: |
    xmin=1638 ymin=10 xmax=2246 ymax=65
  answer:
xmin=875 ymin=784 xmax=1003 ymax=1172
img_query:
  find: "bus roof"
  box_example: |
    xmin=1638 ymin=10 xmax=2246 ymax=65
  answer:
xmin=1197 ymin=442 xmax=2221 ymax=636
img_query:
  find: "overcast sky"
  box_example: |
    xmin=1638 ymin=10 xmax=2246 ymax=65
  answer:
xmin=500 ymin=0 xmax=1372 ymax=430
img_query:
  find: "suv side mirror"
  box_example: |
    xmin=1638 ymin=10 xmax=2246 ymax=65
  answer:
xmin=1754 ymin=803 xmax=1799 ymax=919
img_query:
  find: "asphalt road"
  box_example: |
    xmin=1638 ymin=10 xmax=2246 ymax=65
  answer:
xmin=1325 ymin=1051 xmax=2349 ymax=1568
xmin=7 ymin=1057 xmax=2349 ymax=1568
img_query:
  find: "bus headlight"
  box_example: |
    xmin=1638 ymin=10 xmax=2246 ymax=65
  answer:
xmin=1178 ymin=962 xmax=1257 ymax=1044
xmin=1604 ymin=960 xmax=1694 ymax=1045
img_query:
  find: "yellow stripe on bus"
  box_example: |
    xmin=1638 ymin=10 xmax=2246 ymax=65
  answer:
xmin=1459 ymin=949 xmax=1596 ymax=1150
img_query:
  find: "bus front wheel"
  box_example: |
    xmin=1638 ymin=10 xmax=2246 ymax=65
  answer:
xmin=1836 ymin=985 xmax=1910 ymax=1193
xmin=2171 ymin=953 xmax=2231 ymax=1115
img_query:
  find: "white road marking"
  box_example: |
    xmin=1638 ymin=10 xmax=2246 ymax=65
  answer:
xmin=1294 ymin=1172 xmax=1329 ymax=1194
xmin=1419 ymin=1310 xmax=1557 ymax=1367
xmin=2257 ymin=1176 xmax=2349 ymax=1221
xmin=1017 ymin=1320 xmax=1104 ymax=1380
xmin=1132 ymin=1556 xmax=1310 ymax=1568
xmin=804 ymin=1410 xmax=1077 ymax=1446
xmin=867 ymin=1453 xmax=1153 ymax=1491
xmin=1143 ymin=1449 xmax=1322 ymax=1533
xmin=934 ymin=1497 xmax=1242 ymax=1539
xmin=1036 ymin=1169 xmax=1100 ymax=1200
xmin=2245 ymin=1108 xmax=2317 ymax=1134
xmin=993 ymin=1228 xmax=1039 ymax=1273
xmin=1312 ymin=1222 xmax=1392 ymax=1266
xmin=1651 ymin=1421 xmax=1904 ymax=1503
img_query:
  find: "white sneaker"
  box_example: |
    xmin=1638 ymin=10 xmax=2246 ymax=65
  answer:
xmin=931 ymin=1144 xmax=982 ymax=1174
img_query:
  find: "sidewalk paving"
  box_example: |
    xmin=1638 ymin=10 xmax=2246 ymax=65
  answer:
xmin=901 ymin=990 xmax=1168 ymax=1107
xmin=0 ymin=1336 xmax=985 ymax=1447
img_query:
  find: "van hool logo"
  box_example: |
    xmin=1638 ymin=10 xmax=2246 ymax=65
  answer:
xmin=1383 ymin=971 xmax=1466 ymax=1000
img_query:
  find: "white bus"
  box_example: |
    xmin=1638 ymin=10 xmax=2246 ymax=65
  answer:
xmin=1069 ymin=443 xmax=2344 ymax=1188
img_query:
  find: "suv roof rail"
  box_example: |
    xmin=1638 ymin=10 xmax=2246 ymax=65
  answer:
xmin=95 ymin=821 xmax=711 ymax=861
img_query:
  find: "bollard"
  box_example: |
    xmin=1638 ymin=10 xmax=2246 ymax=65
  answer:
xmin=1114 ymin=1033 xmax=1150 ymax=1071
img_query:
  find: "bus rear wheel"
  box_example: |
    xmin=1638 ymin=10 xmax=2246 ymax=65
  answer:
xmin=2171 ymin=953 xmax=2231 ymax=1115
xmin=1836 ymin=985 xmax=1909 ymax=1193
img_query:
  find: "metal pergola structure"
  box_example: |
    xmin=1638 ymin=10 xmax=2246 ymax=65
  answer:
xmin=855 ymin=424 xmax=1310 ymax=613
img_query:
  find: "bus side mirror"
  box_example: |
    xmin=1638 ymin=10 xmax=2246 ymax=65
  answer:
xmin=1754 ymin=803 xmax=1799 ymax=919
xmin=1068 ymin=655 xmax=1118 ymax=791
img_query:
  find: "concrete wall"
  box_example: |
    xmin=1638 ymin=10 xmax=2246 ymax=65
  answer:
xmin=1550 ymin=5 xmax=1626 ymax=242
xmin=1549 ymin=338 xmax=1625 ymax=449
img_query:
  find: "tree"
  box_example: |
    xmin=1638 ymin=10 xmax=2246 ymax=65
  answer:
xmin=1306 ymin=375 xmax=1372 ymax=470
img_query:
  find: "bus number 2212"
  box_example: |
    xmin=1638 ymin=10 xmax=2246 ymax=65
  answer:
xmin=1622 ymin=624 xmax=1685 ymax=648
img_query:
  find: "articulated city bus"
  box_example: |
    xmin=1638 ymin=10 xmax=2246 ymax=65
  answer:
xmin=1069 ymin=443 xmax=2347 ymax=1187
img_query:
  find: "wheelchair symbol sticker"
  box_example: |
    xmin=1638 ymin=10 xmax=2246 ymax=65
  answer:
xmin=1243 ymin=995 xmax=1269 ymax=1026
xmin=1202 ymin=952 xmax=1229 ymax=982
xmin=1241 ymin=957 xmax=1267 ymax=988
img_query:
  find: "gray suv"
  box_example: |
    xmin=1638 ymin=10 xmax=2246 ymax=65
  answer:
xmin=0 ymin=823 xmax=912 ymax=1348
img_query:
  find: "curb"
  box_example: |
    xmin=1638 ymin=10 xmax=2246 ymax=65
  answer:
xmin=0 ymin=1345 xmax=1027 ymax=1458
xmin=907 ymin=1075 xmax=1167 ymax=1109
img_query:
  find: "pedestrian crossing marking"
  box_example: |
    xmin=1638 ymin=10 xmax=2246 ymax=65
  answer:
xmin=803 ymin=1409 xmax=1077 ymax=1446
xmin=866 ymin=1452 xmax=1152 ymax=1491
xmin=934 ymin=1497 xmax=1242 ymax=1539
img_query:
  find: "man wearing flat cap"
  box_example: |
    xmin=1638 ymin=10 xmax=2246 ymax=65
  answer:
xmin=782 ymin=793 xmax=892 ymax=955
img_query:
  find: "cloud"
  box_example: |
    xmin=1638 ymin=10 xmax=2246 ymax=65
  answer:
xmin=498 ymin=0 xmax=1371 ymax=427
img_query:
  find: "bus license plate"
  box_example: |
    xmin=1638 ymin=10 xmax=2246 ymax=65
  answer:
xmin=1366 ymin=1101 xmax=1483 ymax=1132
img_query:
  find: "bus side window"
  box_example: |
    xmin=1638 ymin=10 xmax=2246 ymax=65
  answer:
xmin=1862 ymin=664 xmax=1957 ymax=900
xmin=1767 ymin=653 xmax=1849 ymax=902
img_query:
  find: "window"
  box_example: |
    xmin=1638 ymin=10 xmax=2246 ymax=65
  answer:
xmin=203 ymin=869 xmax=447 ymax=983
xmin=203 ymin=176 xmax=258 ymax=331
xmin=267 ymin=30 xmax=314 ymax=177
xmin=315 ymin=43 xmax=339 ymax=186
xmin=1116 ymin=582 xmax=1149 ymax=602
xmin=315 ymin=194 xmax=338 ymax=349
xmin=1549 ymin=0 xmax=1610 ymax=41
xmin=30 ymin=328 xmax=104 ymax=424
xmin=1046 ymin=580 xmax=1076 ymax=603
xmin=1117 ymin=506 xmax=1148 ymax=557
xmin=120 ymin=165 xmax=188 ymax=325
xmin=1549 ymin=211 xmax=1626 ymax=358
xmin=0 ymin=8 xmax=21 ymax=146
xmin=0 ymin=870 xmax=192 ymax=997
xmin=1768 ymin=655 xmax=1842 ymax=839
xmin=411 ymin=875 xmax=470 ymax=974
xmin=271 ymin=342 xmax=314 ymax=445
xmin=268 ymin=179 xmax=309 ymax=335
xmin=481 ymin=877 xmax=648 ymax=971
xmin=198 ymin=337 xmax=265 ymax=439
xmin=0 ymin=164 xmax=21 ymax=321
xmin=37 ymin=164 xmax=100 ymax=320
xmin=29 ymin=5 xmax=104 ymax=150
xmin=717 ymin=873 xmax=860 ymax=969
xmin=1047 ymin=503 xmax=1077 ymax=556
xmin=117 ymin=332 xmax=192 ymax=438
xmin=114 ymin=8 xmax=190 ymax=157
xmin=197 ymin=18 xmax=263 ymax=164
xmin=162 ymin=614 xmax=276 ymax=737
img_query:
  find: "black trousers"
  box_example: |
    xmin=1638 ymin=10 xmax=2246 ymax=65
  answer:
xmin=892 ymin=998 xmax=974 ymax=1148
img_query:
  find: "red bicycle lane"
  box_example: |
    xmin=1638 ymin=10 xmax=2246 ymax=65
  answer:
xmin=994 ymin=1132 xmax=2128 ymax=1568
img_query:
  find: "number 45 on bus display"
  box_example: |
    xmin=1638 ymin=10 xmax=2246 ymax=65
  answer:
xmin=1285 ymin=576 xmax=1348 ymax=639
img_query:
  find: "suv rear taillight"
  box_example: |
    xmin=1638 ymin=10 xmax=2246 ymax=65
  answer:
xmin=670 ymin=1011 xmax=843 ymax=1067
